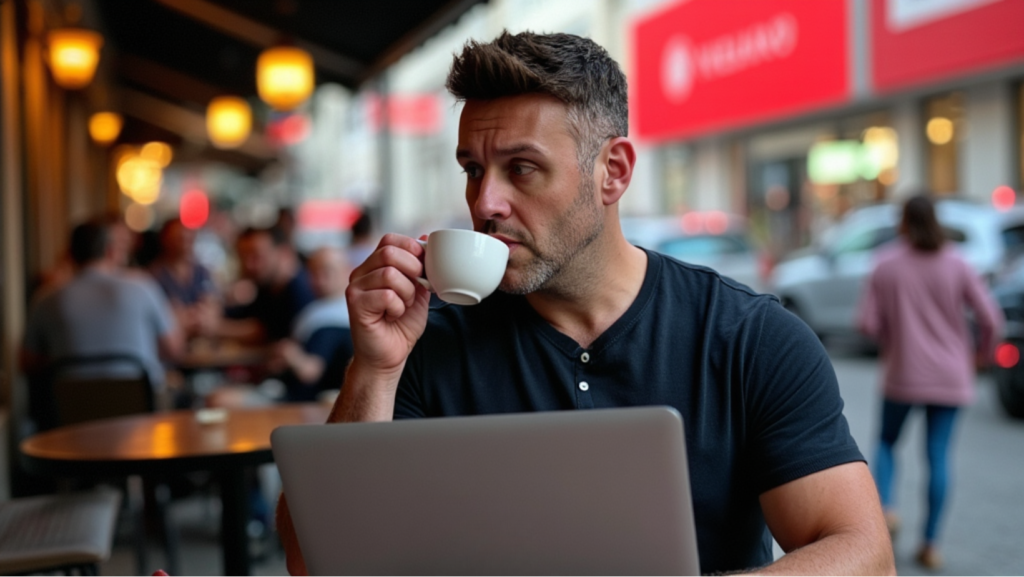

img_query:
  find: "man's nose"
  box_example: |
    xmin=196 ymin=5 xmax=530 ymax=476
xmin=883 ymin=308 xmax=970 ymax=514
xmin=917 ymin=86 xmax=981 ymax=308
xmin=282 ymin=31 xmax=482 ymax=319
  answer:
xmin=471 ymin=170 xmax=511 ymax=222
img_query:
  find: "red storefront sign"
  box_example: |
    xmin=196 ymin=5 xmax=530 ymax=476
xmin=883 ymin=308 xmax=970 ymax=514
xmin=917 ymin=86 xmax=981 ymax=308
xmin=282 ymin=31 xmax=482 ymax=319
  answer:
xmin=631 ymin=0 xmax=849 ymax=142
xmin=871 ymin=0 xmax=1024 ymax=92
xmin=367 ymin=94 xmax=442 ymax=136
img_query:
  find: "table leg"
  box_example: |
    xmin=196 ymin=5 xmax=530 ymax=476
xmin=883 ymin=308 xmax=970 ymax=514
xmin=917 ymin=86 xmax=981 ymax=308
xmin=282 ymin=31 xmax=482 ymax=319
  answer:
xmin=218 ymin=468 xmax=251 ymax=576
xmin=127 ymin=475 xmax=149 ymax=576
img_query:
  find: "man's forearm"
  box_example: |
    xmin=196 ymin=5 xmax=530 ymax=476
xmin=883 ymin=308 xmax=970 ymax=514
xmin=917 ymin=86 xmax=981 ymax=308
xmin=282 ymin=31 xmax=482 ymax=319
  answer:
xmin=327 ymin=356 xmax=404 ymax=422
xmin=276 ymin=494 xmax=308 ymax=576
xmin=753 ymin=528 xmax=895 ymax=576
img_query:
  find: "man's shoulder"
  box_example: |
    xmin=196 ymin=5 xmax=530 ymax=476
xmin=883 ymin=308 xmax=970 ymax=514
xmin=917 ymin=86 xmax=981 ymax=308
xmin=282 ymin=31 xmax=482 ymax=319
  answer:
xmin=652 ymin=250 xmax=778 ymax=312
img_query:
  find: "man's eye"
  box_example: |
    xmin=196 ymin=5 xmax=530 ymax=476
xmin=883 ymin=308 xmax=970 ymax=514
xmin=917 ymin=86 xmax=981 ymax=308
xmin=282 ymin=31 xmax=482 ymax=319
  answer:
xmin=511 ymin=164 xmax=536 ymax=176
xmin=463 ymin=166 xmax=482 ymax=178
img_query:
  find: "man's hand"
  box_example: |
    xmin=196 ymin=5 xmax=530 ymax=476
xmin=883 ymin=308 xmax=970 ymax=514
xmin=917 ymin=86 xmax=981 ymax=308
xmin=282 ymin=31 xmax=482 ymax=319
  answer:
xmin=345 ymin=233 xmax=431 ymax=381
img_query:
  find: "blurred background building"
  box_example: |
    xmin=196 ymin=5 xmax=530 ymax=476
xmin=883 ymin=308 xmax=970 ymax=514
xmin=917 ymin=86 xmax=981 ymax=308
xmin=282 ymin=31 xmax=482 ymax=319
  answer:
xmin=2 ymin=0 xmax=1024 ymax=486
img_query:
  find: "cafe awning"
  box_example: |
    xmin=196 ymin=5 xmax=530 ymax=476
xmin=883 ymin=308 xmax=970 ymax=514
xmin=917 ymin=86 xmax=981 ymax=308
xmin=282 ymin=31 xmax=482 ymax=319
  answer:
xmin=87 ymin=0 xmax=486 ymax=167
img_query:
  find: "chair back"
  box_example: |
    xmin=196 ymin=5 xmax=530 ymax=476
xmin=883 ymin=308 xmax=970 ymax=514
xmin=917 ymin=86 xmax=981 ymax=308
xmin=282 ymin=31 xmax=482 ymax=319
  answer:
xmin=48 ymin=354 xmax=154 ymax=427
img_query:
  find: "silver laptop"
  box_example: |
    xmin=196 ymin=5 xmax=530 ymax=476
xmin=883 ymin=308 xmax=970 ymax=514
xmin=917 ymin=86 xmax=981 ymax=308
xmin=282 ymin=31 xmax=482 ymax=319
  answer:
xmin=272 ymin=406 xmax=700 ymax=576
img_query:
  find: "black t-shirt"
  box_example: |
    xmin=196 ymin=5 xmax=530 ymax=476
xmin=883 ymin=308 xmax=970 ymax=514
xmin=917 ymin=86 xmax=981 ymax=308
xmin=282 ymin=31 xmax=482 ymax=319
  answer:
xmin=394 ymin=249 xmax=863 ymax=574
xmin=230 ymin=269 xmax=316 ymax=341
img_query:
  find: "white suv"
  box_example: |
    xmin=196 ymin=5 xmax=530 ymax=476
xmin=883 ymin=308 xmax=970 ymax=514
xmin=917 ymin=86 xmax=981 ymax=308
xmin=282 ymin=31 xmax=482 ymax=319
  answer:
xmin=770 ymin=199 xmax=1024 ymax=338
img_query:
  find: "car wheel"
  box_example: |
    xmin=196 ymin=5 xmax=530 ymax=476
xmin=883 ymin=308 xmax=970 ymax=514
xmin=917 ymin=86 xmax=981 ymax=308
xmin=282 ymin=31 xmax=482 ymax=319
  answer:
xmin=996 ymin=367 xmax=1024 ymax=420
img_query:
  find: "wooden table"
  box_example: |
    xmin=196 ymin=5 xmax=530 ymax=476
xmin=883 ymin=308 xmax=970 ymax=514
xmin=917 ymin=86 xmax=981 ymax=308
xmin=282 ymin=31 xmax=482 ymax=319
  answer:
xmin=20 ymin=404 xmax=330 ymax=576
xmin=176 ymin=343 xmax=268 ymax=374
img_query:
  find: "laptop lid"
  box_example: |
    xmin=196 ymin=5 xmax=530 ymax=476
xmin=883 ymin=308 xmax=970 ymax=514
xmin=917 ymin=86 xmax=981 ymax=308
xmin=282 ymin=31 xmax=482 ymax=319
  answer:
xmin=272 ymin=406 xmax=700 ymax=576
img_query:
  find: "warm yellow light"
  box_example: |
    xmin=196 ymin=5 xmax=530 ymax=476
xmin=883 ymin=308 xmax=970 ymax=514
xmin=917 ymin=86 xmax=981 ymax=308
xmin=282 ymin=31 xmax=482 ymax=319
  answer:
xmin=140 ymin=141 xmax=173 ymax=167
xmin=257 ymin=45 xmax=314 ymax=111
xmin=112 ymin=145 xmax=138 ymax=171
xmin=46 ymin=28 xmax=103 ymax=89
xmin=206 ymin=96 xmax=252 ymax=149
xmin=927 ymin=117 xmax=954 ymax=145
xmin=124 ymin=202 xmax=155 ymax=232
xmin=88 ymin=112 xmax=122 ymax=145
xmin=862 ymin=126 xmax=899 ymax=176
xmin=116 ymin=155 xmax=162 ymax=204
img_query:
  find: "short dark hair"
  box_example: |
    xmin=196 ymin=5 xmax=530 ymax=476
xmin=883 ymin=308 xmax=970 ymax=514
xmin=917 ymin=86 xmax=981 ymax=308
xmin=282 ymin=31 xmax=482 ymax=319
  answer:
xmin=237 ymin=226 xmax=287 ymax=247
xmin=901 ymin=195 xmax=945 ymax=252
xmin=69 ymin=219 xmax=110 ymax=265
xmin=446 ymin=30 xmax=628 ymax=176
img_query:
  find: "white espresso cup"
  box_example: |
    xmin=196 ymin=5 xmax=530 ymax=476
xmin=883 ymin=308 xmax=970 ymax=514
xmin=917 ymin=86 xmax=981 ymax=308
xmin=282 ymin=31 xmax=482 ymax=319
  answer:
xmin=415 ymin=229 xmax=509 ymax=305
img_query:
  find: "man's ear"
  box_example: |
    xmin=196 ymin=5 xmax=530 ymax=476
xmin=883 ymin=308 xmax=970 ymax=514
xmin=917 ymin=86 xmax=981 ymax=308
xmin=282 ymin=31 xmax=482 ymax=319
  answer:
xmin=598 ymin=137 xmax=636 ymax=206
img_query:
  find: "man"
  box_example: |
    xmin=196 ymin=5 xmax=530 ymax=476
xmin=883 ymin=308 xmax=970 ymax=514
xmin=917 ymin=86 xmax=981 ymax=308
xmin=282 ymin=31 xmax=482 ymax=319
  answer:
xmin=22 ymin=218 xmax=184 ymax=429
xmin=150 ymin=218 xmax=221 ymax=339
xmin=278 ymin=32 xmax=893 ymax=575
xmin=31 ymin=212 xmax=135 ymax=303
xmin=224 ymin=225 xmax=316 ymax=343
xmin=268 ymin=246 xmax=353 ymax=402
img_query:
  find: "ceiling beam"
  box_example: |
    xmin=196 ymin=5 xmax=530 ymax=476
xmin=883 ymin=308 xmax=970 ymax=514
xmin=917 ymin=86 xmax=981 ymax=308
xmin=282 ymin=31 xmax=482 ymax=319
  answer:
xmin=153 ymin=0 xmax=365 ymax=82
xmin=117 ymin=54 xmax=228 ymax=108
xmin=360 ymin=0 xmax=482 ymax=83
xmin=121 ymin=88 xmax=274 ymax=160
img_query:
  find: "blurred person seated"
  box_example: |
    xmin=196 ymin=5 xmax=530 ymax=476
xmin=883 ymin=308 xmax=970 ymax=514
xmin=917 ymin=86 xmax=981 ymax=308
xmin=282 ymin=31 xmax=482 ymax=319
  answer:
xmin=21 ymin=218 xmax=185 ymax=430
xmin=31 ymin=213 xmax=135 ymax=303
xmin=221 ymin=225 xmax=316 ymax=344
xmin=149 ymin=218 xmax=221 ymax=339
xmin=345 ymin=207 xmax=376 ymax=268
xmin=267 ymin=247 xmax=353 ymax=403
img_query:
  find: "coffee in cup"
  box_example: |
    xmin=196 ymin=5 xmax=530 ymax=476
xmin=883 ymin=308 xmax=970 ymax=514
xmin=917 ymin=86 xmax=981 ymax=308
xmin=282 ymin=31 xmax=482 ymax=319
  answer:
xmin=416 ymin=229 xmax=509 ymax=305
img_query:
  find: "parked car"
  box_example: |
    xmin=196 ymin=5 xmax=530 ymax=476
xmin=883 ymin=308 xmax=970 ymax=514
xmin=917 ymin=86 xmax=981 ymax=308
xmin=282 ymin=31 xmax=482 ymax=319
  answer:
xmin=991 ymin=253 xmax=1024 ymax=419
xmin=770 ymin=198 xmax=1024 ymax=339
xmin=620 ymin=212 xmax=769 ymax=293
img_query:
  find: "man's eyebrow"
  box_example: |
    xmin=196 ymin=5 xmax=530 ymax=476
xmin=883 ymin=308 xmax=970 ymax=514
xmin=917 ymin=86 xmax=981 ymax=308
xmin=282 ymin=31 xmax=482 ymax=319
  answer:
xmin=456 ymin=143 xmax=545 ymax=160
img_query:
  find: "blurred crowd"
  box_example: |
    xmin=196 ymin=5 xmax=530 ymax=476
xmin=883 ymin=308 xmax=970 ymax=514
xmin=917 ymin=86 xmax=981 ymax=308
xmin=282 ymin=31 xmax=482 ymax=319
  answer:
xmin=20 ymin=207 xmax=379 ymax=432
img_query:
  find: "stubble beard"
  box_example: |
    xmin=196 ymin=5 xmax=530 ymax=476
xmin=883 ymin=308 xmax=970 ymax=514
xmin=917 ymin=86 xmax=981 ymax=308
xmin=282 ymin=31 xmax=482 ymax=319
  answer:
xmin=495 ymin=177 xmax=604 ymax=296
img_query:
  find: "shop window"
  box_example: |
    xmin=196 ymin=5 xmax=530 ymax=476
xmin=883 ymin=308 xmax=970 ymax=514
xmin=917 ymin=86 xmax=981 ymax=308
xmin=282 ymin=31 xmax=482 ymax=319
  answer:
xmin=925 ymin=92 xmax=964 ymax=195
xmin=661 ymin=145 xmax=691 ymax=213
xmin=806 ymin=112 xmax=896 ymax=220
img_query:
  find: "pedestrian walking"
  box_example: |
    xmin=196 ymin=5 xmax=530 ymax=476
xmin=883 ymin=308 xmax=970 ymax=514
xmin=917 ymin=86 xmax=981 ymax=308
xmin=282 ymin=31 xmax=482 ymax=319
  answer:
xmin=858 ymin=194 xmax=1004 ymax=569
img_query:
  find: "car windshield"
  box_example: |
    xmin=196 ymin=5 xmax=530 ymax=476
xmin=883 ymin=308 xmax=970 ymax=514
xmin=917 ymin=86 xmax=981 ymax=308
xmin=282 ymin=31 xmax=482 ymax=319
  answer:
xmin=657 ymin=235 xmax=750 ymax=259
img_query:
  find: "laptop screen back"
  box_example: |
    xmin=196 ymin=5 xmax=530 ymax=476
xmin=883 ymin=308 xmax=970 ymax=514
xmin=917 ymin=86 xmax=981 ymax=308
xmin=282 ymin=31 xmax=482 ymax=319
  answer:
xmin=272 ymin=406 xmax=700 ymax=575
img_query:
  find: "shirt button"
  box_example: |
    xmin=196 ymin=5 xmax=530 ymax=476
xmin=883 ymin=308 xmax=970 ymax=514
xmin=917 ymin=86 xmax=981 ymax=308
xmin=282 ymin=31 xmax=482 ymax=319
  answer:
xmin=581 ymin=352 xmax=590 ymax=363
xmin=579 ymin=381 xmax=590 ymax=391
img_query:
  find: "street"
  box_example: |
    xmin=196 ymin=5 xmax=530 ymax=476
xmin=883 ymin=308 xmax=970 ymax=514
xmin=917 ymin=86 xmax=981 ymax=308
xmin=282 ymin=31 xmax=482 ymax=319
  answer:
xmin=827 ymin=342 xmax=1024 ymax=576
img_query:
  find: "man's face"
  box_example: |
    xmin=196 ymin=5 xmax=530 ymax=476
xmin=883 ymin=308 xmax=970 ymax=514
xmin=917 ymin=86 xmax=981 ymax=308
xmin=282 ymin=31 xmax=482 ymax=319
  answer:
xmin=236 ymin=233 xmax=278 ymax=285
xmin=307 ymin=249 xmax=348 ymax=298
xmin=162 ymin=221 xmax=196 ymax=259
xmin=106 ymin=222 xmax=133 ymax=268
xmin=457 ymin=94 xmax=604 ymax=294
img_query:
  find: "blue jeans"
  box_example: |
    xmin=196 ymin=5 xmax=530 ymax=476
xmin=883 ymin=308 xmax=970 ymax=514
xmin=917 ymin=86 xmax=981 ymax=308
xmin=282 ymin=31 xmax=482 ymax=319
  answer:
xmin=873 ymin=399 xmax=959 ymax=543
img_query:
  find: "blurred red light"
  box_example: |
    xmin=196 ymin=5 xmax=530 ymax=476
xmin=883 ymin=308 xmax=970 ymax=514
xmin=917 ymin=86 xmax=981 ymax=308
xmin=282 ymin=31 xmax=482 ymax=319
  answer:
xmin=180 ymin=189 xmax=209 ymax=229
xmin=297 ymin=200 xmax=361 ymax=230
xmin=681 ymin=212 xmax=703 ymax=234
xmin=996 ymin=342 xmax=1020 ymax=369
xmin=992 ymin=185 xmax=1016 ymax=212
xmin=706 ymin=211 xmax=728 ymax=235
xmin=267 ymin=114 xmax=311 ymax=146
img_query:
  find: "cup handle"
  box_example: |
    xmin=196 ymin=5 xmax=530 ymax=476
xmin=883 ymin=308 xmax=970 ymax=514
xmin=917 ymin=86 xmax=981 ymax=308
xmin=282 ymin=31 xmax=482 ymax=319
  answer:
xmin=415 ymin=239 xmax=432 ymax=292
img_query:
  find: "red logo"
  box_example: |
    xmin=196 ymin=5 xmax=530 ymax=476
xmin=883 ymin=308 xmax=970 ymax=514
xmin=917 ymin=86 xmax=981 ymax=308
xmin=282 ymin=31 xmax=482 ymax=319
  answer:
xmin=632 ymin=0 xmax=847 ymax=142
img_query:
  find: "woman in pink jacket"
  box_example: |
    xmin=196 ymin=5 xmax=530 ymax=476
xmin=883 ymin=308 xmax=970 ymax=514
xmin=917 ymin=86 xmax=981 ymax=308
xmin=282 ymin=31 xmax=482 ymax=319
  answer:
xmin=858 ymin=195 xmax=1003 ymax=569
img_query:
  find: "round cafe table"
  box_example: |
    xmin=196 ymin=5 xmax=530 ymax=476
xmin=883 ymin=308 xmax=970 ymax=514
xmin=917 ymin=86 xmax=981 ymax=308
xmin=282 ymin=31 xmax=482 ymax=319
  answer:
xmin=20 ymin=403 xmax=330 ymax=576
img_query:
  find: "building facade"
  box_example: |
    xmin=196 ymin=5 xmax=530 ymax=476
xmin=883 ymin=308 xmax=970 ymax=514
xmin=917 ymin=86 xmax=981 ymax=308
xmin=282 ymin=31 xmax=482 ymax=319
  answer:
xmin=630 ymin=0 xmax=1024 ymax=256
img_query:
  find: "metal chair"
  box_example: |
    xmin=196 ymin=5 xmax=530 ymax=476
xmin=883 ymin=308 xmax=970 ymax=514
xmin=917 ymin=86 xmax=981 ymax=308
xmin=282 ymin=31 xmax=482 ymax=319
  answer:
xmin=27 ymin=354 xmax=179 ymax=576
xmin=0 ymin=486 xmax=121 ymax=575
